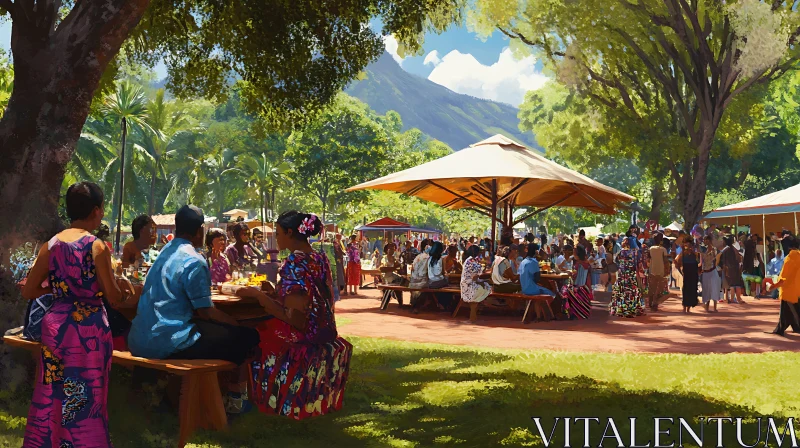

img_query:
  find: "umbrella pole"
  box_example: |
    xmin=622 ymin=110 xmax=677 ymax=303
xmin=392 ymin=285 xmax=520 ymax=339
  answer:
xmin=491 ymin=179 xmax=498 ymax=253
xmin=763 ymin=214 xmax=767 ymax=279
xmin=795 ymin=212 xmax=798 ymax=235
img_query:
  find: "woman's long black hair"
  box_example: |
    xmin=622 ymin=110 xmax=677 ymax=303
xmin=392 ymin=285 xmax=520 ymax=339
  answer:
xmin=463 ymin=244 xmax=482 ymax=261
xmin=429 ymin=241 xmax=444 ymax=267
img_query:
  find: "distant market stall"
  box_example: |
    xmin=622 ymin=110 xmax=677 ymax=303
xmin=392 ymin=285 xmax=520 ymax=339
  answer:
xmin=355 ymin=217 xmax=441 ymax=243
xmin=704 ymin=183 xmax=800 ymax=235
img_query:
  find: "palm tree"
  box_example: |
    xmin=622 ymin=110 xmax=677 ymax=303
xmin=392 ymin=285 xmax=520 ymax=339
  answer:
xmin=140 ymin=89 xmax=198 ymax=215
xmin=99 ymin=80 xmax=153 ymax=251
xmin=76 ymin=118 xmax=153 ymax=235
xmin=179 ymin=148 xmax=242 ymax=221
xmin=240 ymin=152 xmax=291 ymax=233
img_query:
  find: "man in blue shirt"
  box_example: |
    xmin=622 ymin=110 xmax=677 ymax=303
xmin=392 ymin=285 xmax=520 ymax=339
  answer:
xmin=518 ymin=244 xmax=556 ymax=321
xmin=129 ymin=205 xmax=259 ymax=364
xmin=763 ymin=249 xmax=785 ymax=299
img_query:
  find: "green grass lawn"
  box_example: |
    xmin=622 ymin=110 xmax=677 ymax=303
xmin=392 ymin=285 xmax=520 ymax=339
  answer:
xmin=2 ymin=337 xmax=799 ymax=447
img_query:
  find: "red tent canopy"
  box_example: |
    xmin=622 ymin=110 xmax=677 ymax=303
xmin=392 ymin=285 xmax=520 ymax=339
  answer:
xmin=364 ymin=217 xmax=411 ymax=228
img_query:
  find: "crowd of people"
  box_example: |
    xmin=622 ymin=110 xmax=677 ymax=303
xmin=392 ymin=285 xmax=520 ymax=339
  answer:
xmin=13 ymin=179 xmax=800 ymax=446
xmin=18 ymin=182 xmax=349 ymax=447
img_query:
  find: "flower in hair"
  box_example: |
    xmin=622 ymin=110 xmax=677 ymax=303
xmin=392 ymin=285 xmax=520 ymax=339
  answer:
xmin=298 ymin=214 xmax=317 ymax=235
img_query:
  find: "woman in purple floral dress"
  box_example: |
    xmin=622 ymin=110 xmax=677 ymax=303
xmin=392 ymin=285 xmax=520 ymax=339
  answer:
xmin=205 ymin=228 xmax=231 ymax=284
xmin=21 ymin=182 xmax=134 ymax=448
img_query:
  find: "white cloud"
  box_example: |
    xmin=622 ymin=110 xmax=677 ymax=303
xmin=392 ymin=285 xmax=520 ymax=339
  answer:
xmin=383 ymin=35 xmax=404 ymax=66
xmin=427 ymin=48 xmax=549 ymax=106
xmin=423 ymin=50 xmax=442 ymax=67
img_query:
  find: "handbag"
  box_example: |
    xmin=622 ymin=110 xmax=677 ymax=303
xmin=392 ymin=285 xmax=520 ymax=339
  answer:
xmin=429 ymin=278 xmax=449 ymax=289
xmin=22 ymin=294 xmax=55 ymax=341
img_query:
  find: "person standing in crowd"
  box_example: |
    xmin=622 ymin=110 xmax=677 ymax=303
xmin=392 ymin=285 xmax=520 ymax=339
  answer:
xmin=129 ymin=206 xmax=259 ymax=414
xmin=460 ymin=245 xmax=492 ymax=322
xmin=718 ymin=234 xmax=746 ymax=304
xmin=333 ymin=234 xmax=347 ymax=295
xmin=373 ymin=235 xmax=384 ymax=258
xmin=592 ymin=237 xmax=606 ymax=287
xmin=781 ymin=229 xmax=793 ymax=255
xmin=768 ymin=236 xmax=800 ymax=336
xmin=742 ymin=233 xmax=764 ymax=297
xmin=626 ymin=225 xmax=642 ymax=250
xmin=577 ymin=229 xmax=593 ymax=254
xmin=605 ymin=239 xmax=619 ymax=288
xmin=225 ymin=222 xmax=257 ymax=270
xmin=122 ymin=214 xmax=156 ymax=268
xmin=345 ymin=235 xmax=361 ymax=296
xmin=22 ymin=182 xmax=135 ymax=447
xmin=675 ymin=239 xmax=700 ymax=313
xmin=701 ymin=235 xmax=722 ymax=312
xmin=647 ymin=233 xmax=669 ymax=312
xmin=560 ymin=245 xmax=594 ymax=319
xmin=206 ymin=227 xmax=231 ymax=284
xmin=610 ymin=238 xmax=645 ymax=318
xmin=763 ymin=249 xmax=785 ymax=298
xmin=361 ymin=236 xmax=370 ymax=259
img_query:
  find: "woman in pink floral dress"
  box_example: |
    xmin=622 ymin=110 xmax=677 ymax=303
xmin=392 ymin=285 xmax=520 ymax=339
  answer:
xmin=21 ymin=182 xmax=134 ymax=448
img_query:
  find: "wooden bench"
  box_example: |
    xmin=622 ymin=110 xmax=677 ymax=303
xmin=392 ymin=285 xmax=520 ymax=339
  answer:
xmin=3 ymin=334 xmax=235 ymax=448
xmin=377 ymin=284 xmax=553 ymax=323
xmin=377 ymin=284 xmax=460 ymax=311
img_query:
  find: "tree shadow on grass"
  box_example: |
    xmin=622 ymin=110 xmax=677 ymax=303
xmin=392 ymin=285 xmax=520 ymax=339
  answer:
xmin=0 ymin=343 xmax=788 ymax=448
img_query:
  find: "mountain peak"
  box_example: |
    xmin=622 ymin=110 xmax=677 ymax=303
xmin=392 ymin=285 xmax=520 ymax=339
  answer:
xmin=346 ymin=52 xmax=541 ymax=151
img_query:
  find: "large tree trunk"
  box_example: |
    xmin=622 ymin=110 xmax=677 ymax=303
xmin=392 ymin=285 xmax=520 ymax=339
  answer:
xmin=0 ymin=0 xmax=151 ymax=259
xmin=648 ymin=182 xmax=664 ymax=223
xmin=679 ymin=129 xmax=716 ymax=230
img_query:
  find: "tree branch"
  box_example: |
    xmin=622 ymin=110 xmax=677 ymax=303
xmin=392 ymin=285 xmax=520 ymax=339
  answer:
xmin=0 ymin=0 xmax=14 ymax=18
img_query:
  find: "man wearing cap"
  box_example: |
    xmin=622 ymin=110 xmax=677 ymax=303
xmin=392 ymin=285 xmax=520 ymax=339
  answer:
xmin=129 ymin=205 xmax=260 ymax=411
xmin=130 ymin=204 xmax=258 ymax=359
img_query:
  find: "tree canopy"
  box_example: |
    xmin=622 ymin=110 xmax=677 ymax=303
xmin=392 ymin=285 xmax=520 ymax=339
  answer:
xmin=472 ymin=0 xmax=800 ymax=227
xmin=0 ymin=0 xmax=465 ymax=252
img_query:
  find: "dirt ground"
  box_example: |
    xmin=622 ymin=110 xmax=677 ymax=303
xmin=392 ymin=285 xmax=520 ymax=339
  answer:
xmin=335 ymin=288 xmax=800 ymax=354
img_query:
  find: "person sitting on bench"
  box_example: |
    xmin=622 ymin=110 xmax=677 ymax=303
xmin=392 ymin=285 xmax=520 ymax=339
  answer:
xmin=491 ymin=245 xmax=520 ymax=294
xmin=381 ymin=242 xmax=408 ymax=305
xmin=519 ymin=243 xmax=556 ymax=321
xmin=128 ymin=205 xmax=260 ymax=414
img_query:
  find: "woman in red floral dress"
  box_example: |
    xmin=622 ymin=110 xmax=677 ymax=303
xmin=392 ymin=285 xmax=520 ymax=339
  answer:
xmin=236 ymin=210 xmax=352 ymax=419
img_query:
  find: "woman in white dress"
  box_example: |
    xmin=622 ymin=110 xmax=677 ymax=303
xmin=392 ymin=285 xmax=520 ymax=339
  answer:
xmin=409 ymin=239 xmax=432 ymax=313
xmin=701 ymin=235 xmax=721 ymax=312
xmin=460 ymin=245 xmax=491 ymax=322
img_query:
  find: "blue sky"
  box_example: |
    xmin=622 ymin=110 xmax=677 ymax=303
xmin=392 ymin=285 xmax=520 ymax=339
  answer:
xmin=1 ymin=17 xmax=548 ymax=106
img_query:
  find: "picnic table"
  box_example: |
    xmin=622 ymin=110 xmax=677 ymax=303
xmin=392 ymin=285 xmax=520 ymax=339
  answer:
xmin=211 ymin=291 xmax=270 ymax=321
xmin=360 ymin=269 xmax=382 ymax=288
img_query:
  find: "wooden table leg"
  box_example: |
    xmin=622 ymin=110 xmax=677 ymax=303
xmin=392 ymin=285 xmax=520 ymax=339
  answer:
xmin=178 ymin=374 xmax=200 ymax=448
xmin=522 ymin=299 xmax=532 ymax=323
xmin=198 ymin=372 xmax=228 ymax=431
xmin=452 ymin=299 xmax=463 ymax=318
xmin=380 ymin=290 xmax=392 ymax=310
